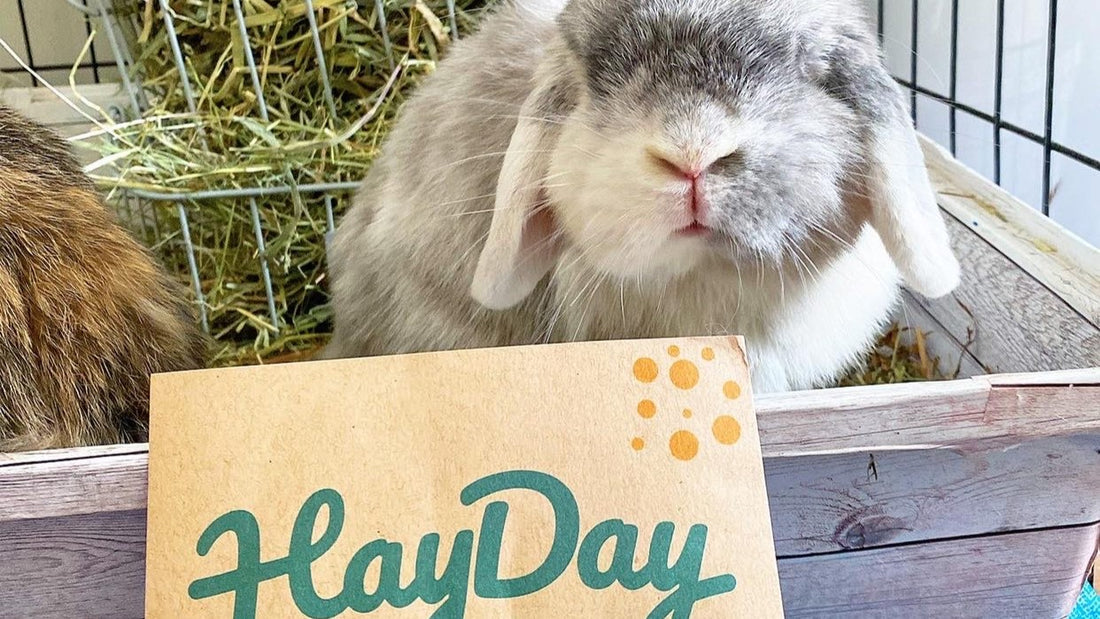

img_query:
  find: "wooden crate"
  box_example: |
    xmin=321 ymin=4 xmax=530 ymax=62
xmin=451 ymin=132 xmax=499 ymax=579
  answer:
xmin=0 ymin=104 xmax=1097 ymax=616
xmin=1 ymin=369 xmax=1097 ymax=617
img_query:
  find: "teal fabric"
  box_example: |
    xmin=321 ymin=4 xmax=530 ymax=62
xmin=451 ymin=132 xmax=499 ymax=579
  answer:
xmin=1071 ymin=582 xmax=1100 ymax=619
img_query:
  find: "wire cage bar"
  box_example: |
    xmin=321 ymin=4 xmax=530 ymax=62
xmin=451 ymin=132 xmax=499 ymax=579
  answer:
xmin=883 ymin=0 xmax=1100 ymax=218
xmin=3 ymin=0 xmax=1097 ymax=350
xmin=9 ymin=1 xmax=462 ymax=341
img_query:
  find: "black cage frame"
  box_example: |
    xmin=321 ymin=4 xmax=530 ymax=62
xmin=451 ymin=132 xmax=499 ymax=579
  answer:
xmin=3 ymin=0 xmax=1099 ymax=220
xmin=880 ymin=0 xmax=1100 ymax=216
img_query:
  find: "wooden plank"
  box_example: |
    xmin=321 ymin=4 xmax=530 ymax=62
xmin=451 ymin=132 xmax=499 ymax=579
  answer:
xmin=0 ymin=513 xmax=1093 ymax=618
xmin=0 ymin=443 xmax=147 ymax=468
xmin=979 ymin=368 xmax=1100 ymax=386
xmin=759 ymin=375 xmax=1100 ymax=456
xmin=4 ymin=370 xmax=1097 ymax=520
xmin=895 ymin=291 xmax=987 ymax=378
xmin=778 ymin=522 xmax=1099 ymax=618
xmin=0 ymin=452 xmax=147 ymax=522
xmin=0 ymin=510 xmax=145 ymax=619
xmin=912 ymin=215 xmax=1100 ymax=375
xmin=766 ymin=433 xmax=1100 ymax=555
xmin=921 ymin=135 xmax=1100 ymax=327
xmin=756 ymin=379 xmax=993 ymax=456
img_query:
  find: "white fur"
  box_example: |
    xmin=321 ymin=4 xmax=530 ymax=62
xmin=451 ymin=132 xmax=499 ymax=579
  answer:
xmin=325 ymin=0 xmax=959 ymax=394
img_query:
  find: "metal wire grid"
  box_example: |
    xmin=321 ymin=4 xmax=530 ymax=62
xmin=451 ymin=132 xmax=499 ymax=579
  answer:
xmin=46 ymin=0 xmax=462 ymax=335
xmin=879 ymin=0 xmax=1100 ymax=216
xmin=1 ymin=0 xmax=116 ymax=86
xmin=10 ymin=1 xmax=1092 ymax=337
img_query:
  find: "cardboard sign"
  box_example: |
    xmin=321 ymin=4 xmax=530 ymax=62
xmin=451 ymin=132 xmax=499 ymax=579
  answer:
xmin=145 ymin=337 xmax=784 ymax=618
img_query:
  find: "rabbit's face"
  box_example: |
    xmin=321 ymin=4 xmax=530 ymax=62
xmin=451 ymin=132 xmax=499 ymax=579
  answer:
xmin=545 ymin=0 xmax=865 ymax=280
xmin=473 ymin=0 xmax=957 ymax=312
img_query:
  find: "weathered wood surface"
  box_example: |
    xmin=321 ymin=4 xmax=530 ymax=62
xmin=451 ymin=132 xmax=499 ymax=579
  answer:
xmin=0 ymin=450 xmax=147 ymax=522
xmin=913 ymin=215 xmax=1100 ymax=376
xmin=912 ymin=137 xmax=1100 ymax=377
xmin=766 ymin=433 xmax=1100 ymax=555
xmin=0 ymin=442 xmax=146 ymax=467
xmin=895 ymin=291 xmax=987 ymax=378
xmin=778 ymin=522 xmax=1100 ymax=618
xmin=922 ymin=136 xmax=1100 ymax=327
xmin=0 ymin=511 xmax=1093 ymax=618
xmin=0 ymin=510 xmax=146 ymax=619
xmin=756 ymin=369 xmax=1100 ymax=456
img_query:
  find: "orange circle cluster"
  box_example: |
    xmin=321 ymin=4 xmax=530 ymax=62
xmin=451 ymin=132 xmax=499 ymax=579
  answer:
xmin=631 ymin=344 xmax=743 ymax=461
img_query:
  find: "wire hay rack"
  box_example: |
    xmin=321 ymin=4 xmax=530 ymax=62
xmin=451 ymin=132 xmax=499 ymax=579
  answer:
xmin=40 ymin=0 xmax=489 ymax=365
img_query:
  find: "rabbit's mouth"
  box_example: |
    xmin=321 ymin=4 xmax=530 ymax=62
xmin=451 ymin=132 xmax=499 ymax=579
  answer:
xmin=675 ymin=221 xmax=712 ymax=238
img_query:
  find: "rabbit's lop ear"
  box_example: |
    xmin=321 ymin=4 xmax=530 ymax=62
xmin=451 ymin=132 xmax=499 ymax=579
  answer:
xmin=835 ymin=34 xmax=961 ymax=299
xmin=471 ymin=76 xmax=573 ymax=311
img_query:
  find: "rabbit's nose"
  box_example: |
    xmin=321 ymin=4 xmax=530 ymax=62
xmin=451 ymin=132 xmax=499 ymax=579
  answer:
xmin=647 ymin=148 xmax=711 ymax=222
xmin=647 ymin=145 xmax=743 ymax=181
xmin=647 ymin=148 xmax=705 ymax=180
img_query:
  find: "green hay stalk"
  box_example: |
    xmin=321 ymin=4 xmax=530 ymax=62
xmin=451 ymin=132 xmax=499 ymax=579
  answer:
xmin=86 ymin=0 xmax=494 ymax=365
xmin=84 ymin=0 xmax=943 ymax=383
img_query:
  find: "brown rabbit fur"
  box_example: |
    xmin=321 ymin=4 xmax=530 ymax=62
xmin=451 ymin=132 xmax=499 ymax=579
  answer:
xmin=0 ymin=106 xmax=206 ymax=451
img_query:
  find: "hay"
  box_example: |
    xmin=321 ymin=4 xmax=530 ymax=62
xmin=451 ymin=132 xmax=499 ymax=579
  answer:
xmin=83 ymin=0 xmax=493 ymax=365
xmin=79 ymin=1 xmax=948 ymax=384
xmin=840 ymin=325 xmax=956 ymax=387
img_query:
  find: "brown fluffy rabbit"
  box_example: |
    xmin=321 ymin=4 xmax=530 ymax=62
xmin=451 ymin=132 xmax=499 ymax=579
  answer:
xmin=0 ymin=105 xmax=206 ymax=451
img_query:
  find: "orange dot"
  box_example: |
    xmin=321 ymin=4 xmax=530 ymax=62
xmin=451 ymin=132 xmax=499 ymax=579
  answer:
xmin=637 ymin=400 xmax=657 ymax=419
xmin=631 ymin=437 xmax=645 ymax=451
xmin=669 ymin=431 xmax=699 ymax=461
xmin=668 ymin=345 xmax=681 ymax=357
xmin=670 ymin=360 xmax=699 ymax=390
xmin=723 ymin=381 xmax=742 ymax=399
xmin=682 ymin=409 xmax=693 ymax=419
xmin=633 ymin=358 xmax=658 ymax=383
xmin=713 ymin=416 xmax=741 ymax=445
xmin=702 ymin=347 xmax=715 ymax=361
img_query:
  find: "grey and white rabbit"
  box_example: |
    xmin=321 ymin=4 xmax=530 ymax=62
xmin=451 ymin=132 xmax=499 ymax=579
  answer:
xmin=325 ymin=0 xmax=960 ymax=393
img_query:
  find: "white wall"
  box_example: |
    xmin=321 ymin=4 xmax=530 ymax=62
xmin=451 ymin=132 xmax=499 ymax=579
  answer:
xmin=0 ymin=0 xmax=118 ymax=87
xmin=870 ymin=0 xmax=1100 ymax=247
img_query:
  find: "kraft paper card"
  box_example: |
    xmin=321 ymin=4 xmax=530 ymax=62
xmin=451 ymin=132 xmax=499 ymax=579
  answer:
xmin=145 ymin=337 xmax=784 ymax=618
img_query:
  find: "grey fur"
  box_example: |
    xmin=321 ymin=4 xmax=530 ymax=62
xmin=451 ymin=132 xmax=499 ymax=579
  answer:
xmin=325 ymin=0 xmax=956 ymax=392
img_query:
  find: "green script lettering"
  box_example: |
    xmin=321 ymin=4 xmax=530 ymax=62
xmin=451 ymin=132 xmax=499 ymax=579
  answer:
xmin=187 ymin=471 xmax=737 ymax=618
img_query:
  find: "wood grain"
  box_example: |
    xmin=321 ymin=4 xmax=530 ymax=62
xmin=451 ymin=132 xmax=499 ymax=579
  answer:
xmin=778 ymin=522 xmax=1100 ymax=618
xmin=910 ymin=134 xmax=1100 ymax=375
xmin=0 ymin=513 xmax=1093 ymax=617
xmin=0 ymin=510 xmax=146 ymax=619
xmin=0 ymin=452 xmax=147 ymax=522
xmin=912 ymin=216 xmax=1100 ymax=375
xmin=766 ymin=434 xmax=1100 ymax=555
xmin=0 ymin=443 xmax=147 ymax=468
xmin=894 ymin=291 xmax=987 ymax=378
xmin=922 ymin=136 xmax=1100 ymax=327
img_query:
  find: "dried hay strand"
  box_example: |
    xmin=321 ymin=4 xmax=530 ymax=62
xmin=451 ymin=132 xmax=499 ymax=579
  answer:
xmin=840 ymin=325 xmax=956 ymax=386
xmin=80 ymin=0 xmax=945 ymax=385
xmin=86 ymin=0 xmax=493 ymax=365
